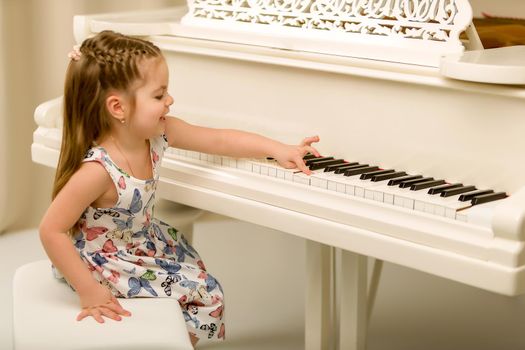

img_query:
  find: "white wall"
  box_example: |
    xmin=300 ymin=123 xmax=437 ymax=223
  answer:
xmin=0 ymin=0 xmax=7 ymax=231
xmin=469 ymin=0 xmax=525 ymax=17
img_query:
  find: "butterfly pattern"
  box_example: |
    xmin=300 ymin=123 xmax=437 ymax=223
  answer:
xmin=67 ymin=135 xmax=224 ymax=342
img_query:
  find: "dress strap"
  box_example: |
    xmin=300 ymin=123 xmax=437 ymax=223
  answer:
xmin=149 ymin=134 xmax=169 ymax=172
xmin=82 ymin=147 xmax=122 ymax=188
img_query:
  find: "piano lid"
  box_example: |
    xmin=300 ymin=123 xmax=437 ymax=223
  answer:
xmin=75 ymin=1 xmax=474 ymax=68
xmin=440 ymin=45 xmax=525 ymax=84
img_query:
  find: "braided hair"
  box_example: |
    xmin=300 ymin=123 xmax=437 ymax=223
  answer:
xmin=53 ymin=31 xmax=162 ymax=204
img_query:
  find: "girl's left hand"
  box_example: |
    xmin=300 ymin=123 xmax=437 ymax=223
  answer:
xmin=274 ymin=135 xmax=321 ymax=175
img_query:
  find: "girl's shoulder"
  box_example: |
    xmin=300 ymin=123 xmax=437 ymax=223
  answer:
xmin=62 ymin=160 xmax=114 ymax=204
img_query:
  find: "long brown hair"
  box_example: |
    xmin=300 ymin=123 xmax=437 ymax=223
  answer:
xmin=52 ymin=31 xmax=161 ymax=200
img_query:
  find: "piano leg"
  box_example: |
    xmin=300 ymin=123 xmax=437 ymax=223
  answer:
xmin=305 ymin=240 xmax=333 ymax=350
xmin=339 ymin=250 xmax=368 ymax=350
xmin=367 ymin=259 xmax=383 ymax=325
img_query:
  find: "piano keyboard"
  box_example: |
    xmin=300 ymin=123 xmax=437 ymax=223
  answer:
xmin=165 ymin=148 xmax=507 ymax=227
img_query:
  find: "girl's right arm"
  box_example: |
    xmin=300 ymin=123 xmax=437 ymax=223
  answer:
xmin=39 ymin=162 xmax=131 ymax=323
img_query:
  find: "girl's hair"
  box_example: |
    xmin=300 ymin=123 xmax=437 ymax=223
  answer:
xmin=52 ymin=30 xmax=161 ymax=201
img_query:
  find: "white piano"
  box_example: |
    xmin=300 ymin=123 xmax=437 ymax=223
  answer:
xmin=32 ymin=1 xmax=525 ymax=349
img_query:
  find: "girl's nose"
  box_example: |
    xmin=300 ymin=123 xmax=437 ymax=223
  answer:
xmin=167 ymin=94 xmax=174 ymax=106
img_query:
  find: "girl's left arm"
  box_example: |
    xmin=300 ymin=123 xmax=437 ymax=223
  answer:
xmin=165 ymin=116 xmax=320 ymax=174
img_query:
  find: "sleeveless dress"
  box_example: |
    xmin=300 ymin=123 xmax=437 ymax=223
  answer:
xmin=69 ymin=135 xmax=225 ymax=341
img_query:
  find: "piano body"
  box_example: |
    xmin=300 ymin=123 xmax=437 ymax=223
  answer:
xmin=32 ymin=1 xmax=525 ymax=349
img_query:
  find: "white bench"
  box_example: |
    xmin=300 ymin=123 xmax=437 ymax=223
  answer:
xmin=13 ymin=259 xmax=193 ymax=350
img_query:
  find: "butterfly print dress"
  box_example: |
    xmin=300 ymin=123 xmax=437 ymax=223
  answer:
xmin=70 ymin=135 xmax=225 ymax=341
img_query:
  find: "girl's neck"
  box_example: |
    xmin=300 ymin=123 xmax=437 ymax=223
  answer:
xmin=103 ymin=130 xmax=148 ymax=153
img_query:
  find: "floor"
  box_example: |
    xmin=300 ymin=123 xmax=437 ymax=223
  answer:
xmin=3 ymin=209 xmax=525 ymax=350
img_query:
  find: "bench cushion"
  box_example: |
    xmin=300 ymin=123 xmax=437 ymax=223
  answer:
xmin=13 ymin=260 xmax=192 ymax=350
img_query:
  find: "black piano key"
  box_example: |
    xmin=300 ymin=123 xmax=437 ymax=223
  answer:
xmin=427 ymin=183 xmax=462 ymax=195
xmin=410 ymin=179 xmax=446 ymax=191
xmin=303 ymin=154 xmax=318 ymax=160
xmin=440 ymin=185 xmax=477 ymax=198
xmin=471 ymin=192 xmax=508 ymax=206
xmin=459 ymin=189 xmax=494 ymax=202
xmin=305 ymin=156 xmax=333 ymax=166
xmin=360 ymin=169 xmax=395 ymax=180
xmin=335 ymin=164 xmax=369 ymax=174
xmin=399 ymin=177 xmax=434 ymax=189
xmin=309 ymin=159 xmax=345 ymax=171
xmin=371 ymin=171 xmax=407 ymax=182
xmin=388 ymin=175 xmax=422 ymax=186
xmin=325 ymin=162 xmax=359 ymax=172
xmin=344 ymin=166 xmax=379 ymax=177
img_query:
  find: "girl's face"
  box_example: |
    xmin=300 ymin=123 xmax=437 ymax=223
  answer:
xmin=127 ymin=57 xmax=173 ymax=139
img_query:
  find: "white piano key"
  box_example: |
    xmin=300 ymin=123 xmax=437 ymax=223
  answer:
xmin=456 ymin=213 xmax=468 ymax=222
xmin=268 ymin=167 xmax=277 ymax=177
xmin=355 ymin=186 xmax=365 ymax=198
xmin=185 ymin=150 xmax=197 ymax=160
xmin=403 ymin=197 xmax=414 ymax=209
xmin=371 ymin=191 xmax=383 ymax=202
xmin=462 ymin=201 xmax=500 ymax=228
xmin=434 ymin=205 xmax=446 ymax=217
xmin=293 ymin=172 xmax=311 ymax=185
xmin=424 ymin=202 xmax=436 ymax=215
xmin=237 ymin=160 xmax=252 ymax=171
xmin=310 ymin=172 xmax=332 ymax=189
xmin=310 ymin=177 xmax=322 ymax=188
xmin=199 ymin=153 xmax=209 ymax=162
xmin=413 ymin=190 xmax=472 ymax=219
xmin=414 ymin=200 xmax=425 ymax=212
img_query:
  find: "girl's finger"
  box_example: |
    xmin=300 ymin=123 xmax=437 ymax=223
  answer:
xmin=105 ymin=300 xmax=132 ymax=316
xmin=295 ymin=157 xmax=312 ymax=175
xmin=305 ymin=146 xmax=320 ymax=157
xmin=99 ymin=306 xmax=122 ymax=321
xmin=91 ymin=308 xmax=105 ymax=324
xmin=301 ymin=135 xmax=320 ymax=146
xmin=77 ymin=309 xmax=89 ymax=321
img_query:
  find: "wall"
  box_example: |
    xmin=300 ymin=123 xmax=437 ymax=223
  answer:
xmin=469 ymin=0 xmax=525 ymax=17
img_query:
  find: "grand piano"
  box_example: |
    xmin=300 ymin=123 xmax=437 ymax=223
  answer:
xmin=32 ymin=1 xmax=525 ymax=349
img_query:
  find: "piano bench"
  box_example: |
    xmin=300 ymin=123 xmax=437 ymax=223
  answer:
xmin=12 ymin=260 xmax=193 ymax=350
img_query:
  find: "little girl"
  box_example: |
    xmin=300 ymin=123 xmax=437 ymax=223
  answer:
xmin=39 ymin=30 xmax=319 ymax=346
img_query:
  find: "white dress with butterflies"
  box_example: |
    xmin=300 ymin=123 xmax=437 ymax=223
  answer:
xmin=70 ymin=135 xmax=225 ymax=341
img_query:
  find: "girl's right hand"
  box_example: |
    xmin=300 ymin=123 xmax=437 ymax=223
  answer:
xmin=76 ymin=283 xmax=131 ymax=323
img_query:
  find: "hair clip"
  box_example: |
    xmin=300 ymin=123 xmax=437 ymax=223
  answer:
xmin=67 ymin=44 xmax=82 ymax=61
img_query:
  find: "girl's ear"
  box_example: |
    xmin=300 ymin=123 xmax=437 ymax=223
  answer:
xmin=105 ymin=94 xmax=127 ymax=122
